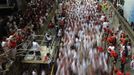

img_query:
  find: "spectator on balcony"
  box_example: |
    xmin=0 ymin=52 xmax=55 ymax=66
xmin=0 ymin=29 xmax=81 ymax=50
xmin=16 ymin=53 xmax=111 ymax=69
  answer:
xmin=48 ymin=21 xmax=54 ymax=29
xmin=0 ymin=42 xmax=4 ymax=54
xmin=7 ymin=35 xmax=17 ymax=49
xmin=31 ymin=39 xmax=40 ymax=51
xmin=45 ymin=33 xmax=52 ymax=48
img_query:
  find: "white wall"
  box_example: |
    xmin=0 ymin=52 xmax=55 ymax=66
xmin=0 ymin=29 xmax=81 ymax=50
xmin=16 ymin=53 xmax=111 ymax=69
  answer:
xmin=124 ymin=0 xmax=134 ymax=23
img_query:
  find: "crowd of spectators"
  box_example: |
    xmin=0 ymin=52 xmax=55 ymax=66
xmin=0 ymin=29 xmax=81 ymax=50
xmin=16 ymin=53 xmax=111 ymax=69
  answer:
xmin=0 ymin=0 xmax=55 ymax=71
xmin=56 ymin=0 xmax=133 ymax=75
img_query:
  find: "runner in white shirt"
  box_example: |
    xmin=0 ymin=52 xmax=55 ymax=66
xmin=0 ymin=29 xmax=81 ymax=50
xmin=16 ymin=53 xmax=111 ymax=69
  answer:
xmin=56 ymin=0 xmax=111 ymax=74
xmin=41 ymin=70 xmax=46 ymax=75
xmin=32 ymin=70 xmax=37 ymax=75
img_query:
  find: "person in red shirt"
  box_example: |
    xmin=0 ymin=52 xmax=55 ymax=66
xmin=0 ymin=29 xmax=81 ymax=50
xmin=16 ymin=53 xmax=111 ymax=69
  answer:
xmin=97 ymin=3 xmax=102 ymax=12
xmin=61 ymin=4 xmax=66 ymax=17
xmin=102 ymin=27 xmax=109 ymax=42
xmin=9 ymin=40 xmax=17 ymax=49
xmin=126 ymin=72 xmax=131 ymax=75
xmin=7 ymin=36 xmax=17 ymax=49
xmin=107 ymin=36 xmax=113 ymax=44
xmin=120 ymin=37 xmax=127 ymax=46
xmin=110 ymin=50 xmax=118 ymax=63
xmin=43 ymin=53 xmax=51 ymax=69
xmin=121 ymin=32 xmax=126 ymax=38
xmin=48 ymin=21 xmax=54 ymax=29
xmin=107 ymin=36 xmax=114 ymax=45
xmin=108 ymin=28 xmax=113 ymax=35
xmin=116 ymin=70 xmax=124 ymax=75
xmin=120 ymin=33 xmax=127 ymax=46
xmin=111 ymin=33 xmax=116 ymax=46
xmin=97 ymin=46 xmax=104 ymax=53
xmin=43 ymin=53 xmax=50 ymax=62
xmin=14 ymin=32 xmax=23 ymax=43
xmin=121 ymin=56 xmax=126 ymax=73
xmin=107 ymin=33 xmax=116 ymax=45
xmin=59 ymin=19 xmax=65 ymax=29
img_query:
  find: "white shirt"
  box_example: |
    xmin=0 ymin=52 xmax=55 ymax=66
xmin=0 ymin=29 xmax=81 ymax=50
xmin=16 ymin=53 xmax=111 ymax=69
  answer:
xmin=103 ymin=22 xmax=109 ymax=28
xmin=71 ymin=60 xmax=77 ymax=73
xmin=45 ymin=34 xmax=52 ymax=41
xmin=32 ymin=71 xmax=37 ymax=75
xmin=130 ymin=60 xmax=134 ymax=70
xmin=1 ymin=41 xmax=6 ymax=47
xmin=100 ymin=15 xmax=105 ymax=21
xmin=41 ymin=70 xmax=46 ymax=75
xmin=58 ymin=29 xmax=62 ymax=37
xmin=108 ymin=46 xmax=115 ymax=53
xmin=31 ymin=41 xmax=40 ymax=51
